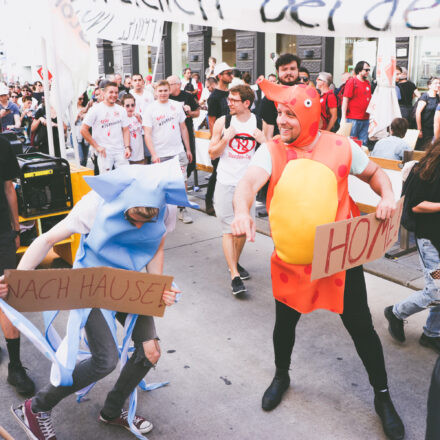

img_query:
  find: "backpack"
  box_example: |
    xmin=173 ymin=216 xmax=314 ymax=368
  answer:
xmin=323 ymin=90 xmax=339 ymax=133
xmin=400 ymin=164 xmax=417 ymax=232
xmin=224 ymin=113 xmax=263 ymax=149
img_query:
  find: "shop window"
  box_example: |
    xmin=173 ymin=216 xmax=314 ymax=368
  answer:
xmin=276 ymin=34 xmax=297 ymax=56
xmin=222 ymin=29 xmax=236 ymax=67
xmin=344 ymin=38 xmax=377 ymax=74
xmin=412 ymin=36 xmax=440 ymax=89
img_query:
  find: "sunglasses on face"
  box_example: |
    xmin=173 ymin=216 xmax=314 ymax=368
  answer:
xmin=124 ymin=103 xmax=135 ymax=108
xmin=222 ymin=71 xmax=233 ymax=76
xmin=364 ymin=68 xmax=371 ymax=72
xmin=11 ymin=95 xmax=18 ymax=98
xmin=299 ymin=77 xmax=309 ymax=83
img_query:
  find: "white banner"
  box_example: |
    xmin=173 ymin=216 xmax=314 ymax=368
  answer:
xmin=72 ymin=0 xmax=164 ymax=47
xmin=77 ymin=0 xmax=440 ymax=38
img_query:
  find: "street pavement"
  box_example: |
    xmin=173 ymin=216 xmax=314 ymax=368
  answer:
xmin=0 ymin=208 xmax=436 ymax=440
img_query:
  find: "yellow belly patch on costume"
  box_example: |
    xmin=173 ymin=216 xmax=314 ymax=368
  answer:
xmin=269 ymin=158 xmax=338 ymax=264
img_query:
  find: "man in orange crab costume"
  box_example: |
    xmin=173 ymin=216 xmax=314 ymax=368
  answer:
xmin=231 ymin=79 xmax=405 ymax=440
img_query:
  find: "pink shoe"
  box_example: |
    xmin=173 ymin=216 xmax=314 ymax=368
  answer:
xmin=11 ymin=399 xmax=56 ymax=440
xmin=99 ymin=409 xmax=153 ymax=434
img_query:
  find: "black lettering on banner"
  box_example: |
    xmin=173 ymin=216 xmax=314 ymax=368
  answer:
xmin=216 ymin=0 xmax=224 ymax=19
xmin=174 ymin=0 xmax=195 ymax=15
xmin=328 ymin=0 xmax=342 ymax=31
xmin=364 ymin=0 xmax=398 ymax=31
xmin=138 ymin=0 xmax=165 ymax=12
xmin=404 ymin=0 xmax=439 ymax=30
xmin=289 ymin=0 xmax=326 ymax=28
xmin=260 ymin=0 xmax=291 ymax=22
xmin=81 ymin=10 xmax=115 ymax=34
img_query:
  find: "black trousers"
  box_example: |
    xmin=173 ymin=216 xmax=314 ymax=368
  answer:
xmin=0 ymin=230 xmax=16 ymax=276
xmin=205 ymin=158 xmax=219 ymax=206
xmin=273 ymin=265 xmax=388 ymax=390
xmin=426 ymin=356 xmax=440 ymax=440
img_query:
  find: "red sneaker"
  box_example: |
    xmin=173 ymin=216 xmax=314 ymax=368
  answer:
xmin=99 ymin=409 xmax=153 ymax=434
xmin=11 ymin=399 xmax=56 ymax=440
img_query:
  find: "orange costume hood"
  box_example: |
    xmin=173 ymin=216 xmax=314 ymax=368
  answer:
xmin=257 ymin=78 xmax=321 ymax=147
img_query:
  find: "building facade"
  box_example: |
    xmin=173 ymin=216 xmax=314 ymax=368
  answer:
xmin=97 ymin=24 xmax=439 ymax=89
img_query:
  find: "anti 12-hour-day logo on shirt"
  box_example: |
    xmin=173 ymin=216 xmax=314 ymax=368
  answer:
xmin=229 ymin=133 xmax=256 ymax=154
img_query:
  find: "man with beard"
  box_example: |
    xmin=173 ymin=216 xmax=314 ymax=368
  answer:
xmin=231 ymin=79 xmax=405 ymax=440
xmin=341 ymin=61 xmax=372 ymax=146
xmin=259 ymin=54 xmax=301 ymax=140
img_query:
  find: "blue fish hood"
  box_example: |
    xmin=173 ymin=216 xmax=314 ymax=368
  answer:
xmin=74 ymin=159 xmax=198 ymax=271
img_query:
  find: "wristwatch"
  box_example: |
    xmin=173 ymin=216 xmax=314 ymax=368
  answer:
xmin=125 ymin=145 xmax=132 ymax=152
xmin=13 ymin=229 xmax=20 ymax=237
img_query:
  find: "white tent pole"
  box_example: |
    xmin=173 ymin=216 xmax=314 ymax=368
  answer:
xmin=152 ymin=41 xmax=161 ymax=83
xmin=50 ymin=50 xmax=68 ymax=159
xmin=69 ymin=103 xmax=81 ymax=167
xmin=40 ymin=37 xmax=55 ymax=157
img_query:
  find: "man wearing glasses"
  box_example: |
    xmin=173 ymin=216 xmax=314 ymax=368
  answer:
xmin=341 ymin=61 xmax=372 ymax=146
xmin=205 ymin=62 xmax=233 ymax=216
xmin=208 ymin=85 xmax=266 ymax=295
xmin=298 ymin=67 xmax=311 ymax=85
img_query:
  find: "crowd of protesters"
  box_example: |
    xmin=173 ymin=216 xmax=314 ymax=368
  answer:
xmin=2 ymin=53 xmax=440 ymax=440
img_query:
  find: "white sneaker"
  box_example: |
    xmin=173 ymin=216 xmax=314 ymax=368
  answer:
xmin=178 ymin=208 xmax=193 ymax=224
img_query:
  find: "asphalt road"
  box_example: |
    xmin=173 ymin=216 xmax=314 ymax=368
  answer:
xmin=0 ymin=209 xmax=436 ymax=440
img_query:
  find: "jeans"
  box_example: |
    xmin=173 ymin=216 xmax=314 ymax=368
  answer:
xmin=426 ymin=356 xmax=440 ymax=440
xmin=394 ymin=238 xmax=440 ymax=337
xmin=273 ymin=265 xmax=388 ymax=390
xmin=347 ymin=118 xmax=369 ymax=145
xmin=78 ymin=140 xmax=90 ymax=167
xmin=33 ymin=309 xmax=156 ymax=416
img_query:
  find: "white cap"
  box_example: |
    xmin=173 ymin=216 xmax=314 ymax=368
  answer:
xmin=214 ymin=62 xmax=233 ymax=77
xmin=0 ymin=84 xmax=9 ymax=96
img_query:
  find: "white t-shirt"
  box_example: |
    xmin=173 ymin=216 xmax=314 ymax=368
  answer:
xmin=132 ymin=89 xmax=154 ymax=116
xmin=64 ymin=191 xmax=176 ymax=236
xmin=250 ymin=137 xmax=370 ymax=176
xmin=83 ymin=102 xmax=129 ymax=152
xmin=217 ymin=113 xmax=258 ymax=186
xmin=127 ymin=115 xmax=144 ymax=162
xmin=142 ymin=100 xmax=186 ymax=157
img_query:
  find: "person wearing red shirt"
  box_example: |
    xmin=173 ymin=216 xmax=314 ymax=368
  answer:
xmin=316 ymin=72 xmax=337 ymax=131
xmin=341 ymin=61 xmax=372 ymax=145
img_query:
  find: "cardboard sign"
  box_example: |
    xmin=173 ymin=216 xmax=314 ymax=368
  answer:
xmin=311 ymin=197 xmax=404 ymax=280
xmin=37 ymin=67 xmax=53 ymax=81
xmin=4 ymin=267 xmax=173 ymax=317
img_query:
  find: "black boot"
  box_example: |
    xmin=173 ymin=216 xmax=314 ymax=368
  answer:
xmin=262 ymin=368 xmax=290 ymax=411
xmin=374 ymin=390 xmax=405 ymax=440
xmin=7 ymin=363 xmax=35 ymax=396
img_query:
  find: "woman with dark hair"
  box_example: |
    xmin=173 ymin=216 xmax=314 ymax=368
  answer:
xmin=415 ymin=77 xmax=439 ymax=150
xmin=385 ymin=138 xmax=440 ymax=353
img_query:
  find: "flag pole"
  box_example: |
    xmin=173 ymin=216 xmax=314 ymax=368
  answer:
xmin=151 ymin=40 xmax=161 ymax=83
xmin=40 ymin=37 xmax=55 ymax=157
xmin=50 ymin=47 xmax=68 ymax=159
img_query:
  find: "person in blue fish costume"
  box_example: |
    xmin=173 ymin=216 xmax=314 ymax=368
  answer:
xmin=0 ymin=158 xmax=197 ymax=440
